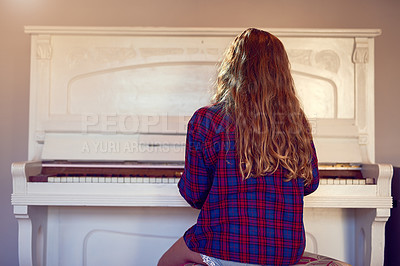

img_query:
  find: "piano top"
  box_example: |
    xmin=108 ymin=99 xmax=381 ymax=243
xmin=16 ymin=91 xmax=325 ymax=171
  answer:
xmin=25 ymin=27 xmax=380 ymax=164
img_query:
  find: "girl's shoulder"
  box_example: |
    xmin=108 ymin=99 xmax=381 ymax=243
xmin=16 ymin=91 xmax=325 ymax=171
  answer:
xmin=190 ymin=103 xmax=232 ymax=135
xmin=193 ymin=103 xmax=228 ymax=121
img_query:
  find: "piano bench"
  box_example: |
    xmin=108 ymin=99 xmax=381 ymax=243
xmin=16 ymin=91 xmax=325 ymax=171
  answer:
xmin=294 ymin=252 xmax=351 ymax=265
xmin=183 ymin=252 xmax=351 ymax=266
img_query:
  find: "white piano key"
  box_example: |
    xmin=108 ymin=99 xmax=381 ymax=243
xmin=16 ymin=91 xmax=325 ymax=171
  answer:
xmin=333 ymin=179 xmax=340 ymax=185
xmin=360 ymin=179 xmax=366 ymax=185
xmin=66 ymin=177 xmax=73 ymax=183
xmin=327 ymin=179 xmax=334 ymax=185
xmin=137 ymin=177 xmax=143 ymax=183
xmin=366 ymin=178 xmax=375 ymax=184
xmin=99 ymin=177 xmax=105 ymax=183
xmin=79 ymin=177 xmax=86 ymax=183
xmin=346 ymin=179 xmax=353 ymax=185
xmin=339 ymin=179 xmax=346 ymax=185
xmin=92 ymin=177 xmax=99 ymax=183
xmin=48 ymin=177 xmax=55 ymax=183
xmin=85 ymin=177 xmax=92 ymax=183
xmin=319 ymin=179 xmax=327 ymax=185
xmin=149 ymin=177 xmax=156 ymax=183
xmin=117 ymin=177 xmax=124 ymax=183
xmin=60 ymin=177 xmax=67 ymax=183
xmin=123 ymin=177 xmax=131 ymax=183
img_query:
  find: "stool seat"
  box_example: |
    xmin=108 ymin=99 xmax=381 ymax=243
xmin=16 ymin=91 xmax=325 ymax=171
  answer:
xmin=294 ymin=252 xmax=351 ymax=265
xmin=185 ymin=252 xmax=351 ymax=266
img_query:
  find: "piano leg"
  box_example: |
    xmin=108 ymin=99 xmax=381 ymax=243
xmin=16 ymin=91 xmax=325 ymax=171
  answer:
xmin=14 ymin=205 xmax=47 ymax=266
xmin=355 ymin=208 xmax=391 ymax=266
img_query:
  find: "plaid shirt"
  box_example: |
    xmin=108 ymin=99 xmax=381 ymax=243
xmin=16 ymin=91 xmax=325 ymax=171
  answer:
xmin=178 ymin=104 xmax=319 ymax=265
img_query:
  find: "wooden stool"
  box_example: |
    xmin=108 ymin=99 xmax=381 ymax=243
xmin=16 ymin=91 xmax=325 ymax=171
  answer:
xmin=184 ymin=252 xmax=351 ymax=266
xmin=294 ymin=252 xmax=351 ymax=265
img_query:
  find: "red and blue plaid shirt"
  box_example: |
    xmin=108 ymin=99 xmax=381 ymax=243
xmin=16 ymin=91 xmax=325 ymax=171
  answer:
xmin=178 ymin=104 xmax=319 ymax=265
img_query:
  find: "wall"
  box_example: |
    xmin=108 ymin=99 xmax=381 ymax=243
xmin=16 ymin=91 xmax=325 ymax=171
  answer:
xmin=0 ymin=0 xmax=399 ymax=265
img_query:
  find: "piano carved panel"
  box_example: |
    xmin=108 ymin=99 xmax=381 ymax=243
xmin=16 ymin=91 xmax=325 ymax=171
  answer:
xmin=50 ymin=36 xmax=220 ymax=117
xmin=42 ymin=36 xmax=356 ymax=119
xmin=285 ymin=38 xmax=355 ymax=119
xmin=67 ymin=63 xmax=214 ymax=115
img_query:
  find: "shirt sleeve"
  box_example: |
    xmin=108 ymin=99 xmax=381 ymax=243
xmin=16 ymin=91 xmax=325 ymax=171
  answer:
xmin=178 ymin=110 xmax=214 ymax=209
xmin=304 ymin=140 xmax=319 ymax=196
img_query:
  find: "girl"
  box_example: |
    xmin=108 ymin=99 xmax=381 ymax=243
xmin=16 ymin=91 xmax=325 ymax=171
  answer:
xmin=158 ymin=28 xmax=319 ymax=266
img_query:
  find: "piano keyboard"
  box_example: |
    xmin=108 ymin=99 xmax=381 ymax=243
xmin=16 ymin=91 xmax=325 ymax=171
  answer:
xmin=28 ymin=162 xmax=374 ymax=185
xmin=319 ymin=178 xmax=374 ymax=185
xmin=40 ymin=176 xmax=374 ymax=185
xmin=46 ymin=176 xmax=181 ymax=184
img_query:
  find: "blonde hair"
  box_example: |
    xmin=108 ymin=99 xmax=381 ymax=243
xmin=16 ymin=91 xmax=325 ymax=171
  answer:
xmin=214 ymin=28 xmax=314 ymax=185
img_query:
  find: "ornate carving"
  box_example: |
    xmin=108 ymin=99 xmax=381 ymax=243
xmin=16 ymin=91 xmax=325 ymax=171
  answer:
xmin=187 ymin=48 xmax=200 ymax=54
xmin=96 ymin=47 xmax=137 ymax=63
xmin=288 ymin=49 xmax=340 ymax=73
xmin=139 ymin=47 xmax=221 ymax=57
xmin=139 ymin=48 xmax=184 ymax=58
xmin=67 ymin=48 xmax=89 ymax=67
xmin=287 ymin=49 xmax=312 ymax=66
xmin=314 ymin=50 xmax=341 ymax=73
xmin=206 ymin=48 xmax=219 ymax=55
xmin=67 ymin=46 xmax=137 ymax=67
xmin=352 ymin=38 xmax=369 ymax=64
xmin=36 ymin=35 xmax=52 ymax=60
xmin=68 ymin=46 xmax=220 ymax=65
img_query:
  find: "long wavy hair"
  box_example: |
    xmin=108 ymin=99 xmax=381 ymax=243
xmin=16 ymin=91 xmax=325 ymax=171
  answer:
xmin=214 ymin=28 xmax=314 ymax=185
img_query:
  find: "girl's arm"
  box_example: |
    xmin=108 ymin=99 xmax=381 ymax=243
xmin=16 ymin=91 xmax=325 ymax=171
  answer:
xmin=178 ymin=110 xmax=214 ymax=209
xmin=304 ymin=141 xmax=320 ymax=196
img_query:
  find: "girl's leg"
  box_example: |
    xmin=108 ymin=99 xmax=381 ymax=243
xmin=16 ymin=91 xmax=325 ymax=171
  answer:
xmin=158 ymin=237 xmax=205 ymax=266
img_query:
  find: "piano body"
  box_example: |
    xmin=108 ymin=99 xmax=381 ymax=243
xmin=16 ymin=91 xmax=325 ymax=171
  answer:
xmin=12 ymin=27 xmax=392 ymax=266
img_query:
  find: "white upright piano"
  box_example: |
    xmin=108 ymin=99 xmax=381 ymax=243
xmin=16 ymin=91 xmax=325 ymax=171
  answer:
xmin=12 ymin=27 xmax=393 ymax=266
